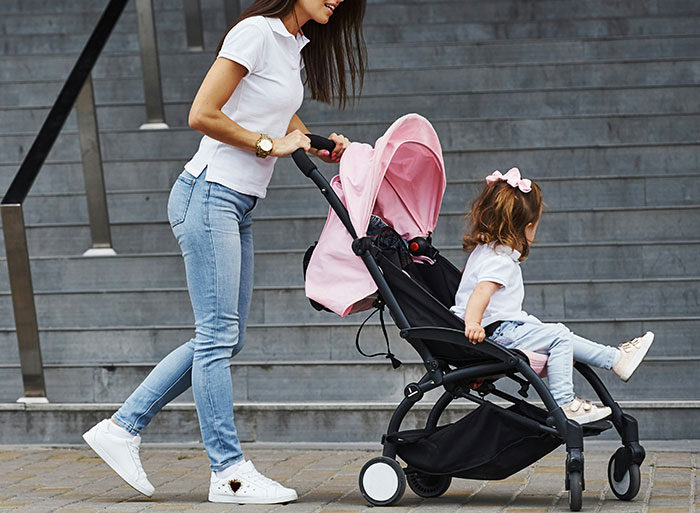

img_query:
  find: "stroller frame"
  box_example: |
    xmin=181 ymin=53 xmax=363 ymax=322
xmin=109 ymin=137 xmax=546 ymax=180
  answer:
xmin=294 ymin=137 xmax=646 ymax=511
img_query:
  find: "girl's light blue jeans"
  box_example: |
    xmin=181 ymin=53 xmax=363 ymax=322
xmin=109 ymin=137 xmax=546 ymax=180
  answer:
xmin=112 ymin=169 xmax=256 ymax=472
xmin=491 ymin=321 xmax=620 ymax=407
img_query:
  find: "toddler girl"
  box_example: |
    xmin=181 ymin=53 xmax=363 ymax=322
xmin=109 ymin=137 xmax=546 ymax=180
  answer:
xmin=450 ymin=168 xmax=654 ymax=424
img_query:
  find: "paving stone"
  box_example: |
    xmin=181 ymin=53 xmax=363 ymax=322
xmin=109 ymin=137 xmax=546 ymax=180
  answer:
xmin=15 ymin=444 xmax=700 ymax=511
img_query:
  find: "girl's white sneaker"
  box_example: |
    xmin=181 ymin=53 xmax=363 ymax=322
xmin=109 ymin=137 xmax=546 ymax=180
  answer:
xmin=82 ymin=419 xmax=154 ymax=496
xmin=208 ymin=460 xmax=298 ymax=504
xmin=613 ymin=331 xmax=655 ymax=382
xmin=563 ymin=397 xmax=612 ymax=425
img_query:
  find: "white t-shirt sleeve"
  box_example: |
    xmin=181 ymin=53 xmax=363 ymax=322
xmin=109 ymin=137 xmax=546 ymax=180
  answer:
xmin=475 ymin=254 xmax=512 ymax=288
xmin=218 ymin=21 xmax=266 ymax=73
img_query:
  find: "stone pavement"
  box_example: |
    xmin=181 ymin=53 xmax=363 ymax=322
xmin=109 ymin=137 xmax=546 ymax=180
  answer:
xmin=0 ymin=443 xmax=697 ymax=513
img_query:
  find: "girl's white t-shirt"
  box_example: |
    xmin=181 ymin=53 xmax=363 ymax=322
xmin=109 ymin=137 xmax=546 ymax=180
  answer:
xmin=184 ymin=16 xmax=309 ymax=198
xmin=450 ymin=243 xmax=541 ymax=327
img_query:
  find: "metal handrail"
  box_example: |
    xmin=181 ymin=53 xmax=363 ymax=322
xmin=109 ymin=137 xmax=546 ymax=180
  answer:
xmin=2 ymin=0 xmax=130 ymax=206
xmin=1 ymin=0 xmax=164 ymax=401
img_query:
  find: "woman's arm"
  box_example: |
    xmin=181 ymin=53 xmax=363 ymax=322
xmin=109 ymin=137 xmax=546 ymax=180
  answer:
xmin=464 ymin=281 xmax=501 ymax=343
xmin=188 ymin=58 xmax=310 ymax=157
xmin=287 ymin=113 xmax=351 ymax=163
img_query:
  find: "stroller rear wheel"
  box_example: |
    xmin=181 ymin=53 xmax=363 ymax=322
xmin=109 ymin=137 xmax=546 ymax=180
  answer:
xmin=359 ymin=457 xmax=406 ymax=506
xmin=406 ymin=469 xmax=451 ymax=498
xmin=608 ymin=455 xmax=641 ymax=501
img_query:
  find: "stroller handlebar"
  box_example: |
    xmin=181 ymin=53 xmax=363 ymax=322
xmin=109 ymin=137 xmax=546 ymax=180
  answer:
xmin=292 ymin=134 xmax=336 ymax=177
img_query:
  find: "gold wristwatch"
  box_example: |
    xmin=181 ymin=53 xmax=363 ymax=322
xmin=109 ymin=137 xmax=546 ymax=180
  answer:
xmin=255 ymin=133 xmax=273 ymax=159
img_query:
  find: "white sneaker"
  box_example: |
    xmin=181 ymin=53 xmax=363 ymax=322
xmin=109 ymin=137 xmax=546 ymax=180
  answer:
xmin=82 ymin=419 xmax=154 ymax=497
xmin=208 ymin=460 xmax=298 ymax=504
xmin=563 ymin=397 xmax=612 ymax=425
xmin=613 ymin=331 xmax=655 ymax=382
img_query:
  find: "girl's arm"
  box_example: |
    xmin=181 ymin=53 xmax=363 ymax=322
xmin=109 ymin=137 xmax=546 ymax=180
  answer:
xmin=287 ymin=113 xmax=350 ymax=163
xmin=464 ymin=281 xmax=501 ymax=343
xmin=188 ymin=58 xmax=310 ymax=157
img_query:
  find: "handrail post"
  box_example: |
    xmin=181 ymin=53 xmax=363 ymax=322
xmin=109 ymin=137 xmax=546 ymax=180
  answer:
xmin=224 ymin=0 xmax=241 ymax=23
xmin=0 ymin=205 xmax=48 ymax=403
xmin=183 ymin=0 xmax=204 ymax=51
xmin=135 ymin=0 xmax=169 ymax=130
xmin=75 ymin=73 xmax=117 ymax=257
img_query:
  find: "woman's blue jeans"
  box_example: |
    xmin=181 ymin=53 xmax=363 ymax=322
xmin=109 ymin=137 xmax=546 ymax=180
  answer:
xmin=491 ymin=321 xmax=619 ymax=408
xmin=113 ymin=169 xmax=256 ymax=471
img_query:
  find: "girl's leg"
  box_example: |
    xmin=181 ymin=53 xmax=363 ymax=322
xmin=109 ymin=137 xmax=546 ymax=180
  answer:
xmin=569 ymin=329 xmax=619 ymax=370
xmin=493 ymin=321 xmax=575 ymax=407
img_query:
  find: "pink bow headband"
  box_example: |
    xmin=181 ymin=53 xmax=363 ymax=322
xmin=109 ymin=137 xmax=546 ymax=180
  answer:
xmin=485 ymin=167 xmax=532 ymax=193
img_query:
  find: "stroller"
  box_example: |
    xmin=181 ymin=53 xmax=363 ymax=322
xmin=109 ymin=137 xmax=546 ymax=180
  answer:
xmin=294 ymin=115 xmax=645 ymax=511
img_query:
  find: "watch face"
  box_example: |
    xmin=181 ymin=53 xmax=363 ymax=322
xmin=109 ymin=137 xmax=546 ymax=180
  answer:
xmin=260 ymin=138 xmax=273 ymax=152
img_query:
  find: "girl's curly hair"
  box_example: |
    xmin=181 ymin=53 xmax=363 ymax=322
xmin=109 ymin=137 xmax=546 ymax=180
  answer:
xmin=463 ymin=180 xmax=543 ymax=260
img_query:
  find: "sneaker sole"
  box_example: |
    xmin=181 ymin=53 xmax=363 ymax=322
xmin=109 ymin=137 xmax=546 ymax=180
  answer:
xmin=82 ymin=428 xmax=154 ymax=497
xmin=208 ymin=491 xmax=298 ymax=504
xmin=619 ymin=332 xmax=655 ymax=382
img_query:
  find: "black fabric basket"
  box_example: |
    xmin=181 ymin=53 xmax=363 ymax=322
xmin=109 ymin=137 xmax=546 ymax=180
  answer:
xmin=394 ymin=401 xmax=562 ymax=480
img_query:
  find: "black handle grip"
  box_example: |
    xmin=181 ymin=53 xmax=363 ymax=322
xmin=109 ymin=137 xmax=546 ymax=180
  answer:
xmin=292 ymin=134 xmax=336 ymax=177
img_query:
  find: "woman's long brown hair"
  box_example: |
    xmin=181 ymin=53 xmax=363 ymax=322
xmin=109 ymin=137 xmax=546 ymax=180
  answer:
xmin=216 ymin=0 xmax=366 ymax=109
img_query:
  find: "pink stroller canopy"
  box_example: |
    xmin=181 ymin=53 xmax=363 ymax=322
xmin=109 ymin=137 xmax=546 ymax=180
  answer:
xmin=305 ymin=114 xmax=446 ymax=316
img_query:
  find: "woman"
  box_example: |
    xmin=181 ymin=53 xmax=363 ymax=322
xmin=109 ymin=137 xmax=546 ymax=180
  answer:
xmin=82 ymin=0 xmax=366 ymax=504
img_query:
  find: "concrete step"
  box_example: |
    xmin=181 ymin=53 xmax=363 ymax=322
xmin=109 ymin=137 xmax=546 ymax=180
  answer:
xmin=1 ymin=316 xmax=696 ymax=366
xmin=2 ymin=241 xmax=698 ymax=294
xmin=4 ymin=16 xmax=700 ymax=56
xmin=0 ymin=278 xmax=697 ymax=329
xmin=3 ymin=36 xmax=699 ymax=83
xmin=5 ymin=115 xmax=700 ymax=167
xmin=4 ymin=85 xmax=700 ymax=133
xmin=0 ymin=355 xmax=696 ymax=404
xmin=2 ymin=400 xmax=697 ymax=443
xmin=12 ymin=172 xmax=700 ymax=225
xmin=3 ymin=58 xmax=699 ymax=109
xmin=1 ymin=206 xmax=699 ymax=256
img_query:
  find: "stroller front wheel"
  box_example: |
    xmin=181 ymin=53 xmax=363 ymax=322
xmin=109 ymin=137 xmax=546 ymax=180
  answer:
xmin=567 ymin=471 xmax=582 ymax=511
xmin=406 ymin=469 xmax=451 ymax=498
xmin=359 ymin=457 xmax=406 ymax=506
xmin=608 ymin=455 xmax=641 ymax=501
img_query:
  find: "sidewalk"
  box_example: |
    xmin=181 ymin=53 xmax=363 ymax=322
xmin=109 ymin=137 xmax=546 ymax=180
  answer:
xmin=0 ymin=442 xmax=697 ymax=513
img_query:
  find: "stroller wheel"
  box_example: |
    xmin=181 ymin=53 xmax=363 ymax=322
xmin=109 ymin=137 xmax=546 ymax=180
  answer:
xmin=567 ymin=471 xmax=582 ymax=512
xmin=406 ymin=469 xmax=451 ymax=498
xmin=608 ymin=455 xmax=641 ymax=501
xmin=359 ymin=457 xmax=406 ymax=506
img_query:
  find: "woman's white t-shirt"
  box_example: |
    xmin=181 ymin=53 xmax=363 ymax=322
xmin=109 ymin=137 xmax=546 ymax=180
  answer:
xmin=450 ymin=243 xmax=541 ymax=326
xmin=184 ymin=16 xmax=309 ymax=198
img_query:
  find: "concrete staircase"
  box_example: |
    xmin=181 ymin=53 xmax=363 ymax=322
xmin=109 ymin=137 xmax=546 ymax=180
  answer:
xmin=1 ymin=0 xmax=699 ymax=443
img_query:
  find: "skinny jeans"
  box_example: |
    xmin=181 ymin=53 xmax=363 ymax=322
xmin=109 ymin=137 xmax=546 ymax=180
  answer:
xmin=491 ymin=321 xmax=619 ymax=407
xmin=113 ymin=169 xmax=256 ymax=471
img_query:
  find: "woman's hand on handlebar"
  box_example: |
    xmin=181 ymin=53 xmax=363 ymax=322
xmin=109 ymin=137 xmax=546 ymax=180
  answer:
xmin=316 ymin=132 xmax=351 ymax=163
xmin=271 ymin=130 xmax=311 ymax=157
